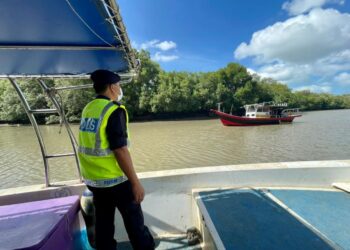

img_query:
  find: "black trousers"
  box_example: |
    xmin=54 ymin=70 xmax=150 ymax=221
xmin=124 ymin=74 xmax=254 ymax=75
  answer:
xmin=88 ymin=181 xmax=155 ymax=250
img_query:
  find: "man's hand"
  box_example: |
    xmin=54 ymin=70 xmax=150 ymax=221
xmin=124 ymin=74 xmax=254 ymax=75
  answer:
xmin=131 ymin=181 xmax=145 ymax=204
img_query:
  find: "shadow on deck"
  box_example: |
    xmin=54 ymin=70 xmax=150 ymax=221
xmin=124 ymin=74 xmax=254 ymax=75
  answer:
xmin=119 ymin=235 xmax=201 ymax=250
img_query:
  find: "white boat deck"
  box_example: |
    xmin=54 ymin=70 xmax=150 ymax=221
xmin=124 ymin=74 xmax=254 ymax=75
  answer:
xmin=1 ymin=160 xmax=350 ymax=249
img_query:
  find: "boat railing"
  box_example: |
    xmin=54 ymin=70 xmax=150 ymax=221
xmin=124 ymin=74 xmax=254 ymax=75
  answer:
xmin=8 ymin=78 xmax=85 ymax=187
xmin=243 ymin=102 xmax=288 ymax=110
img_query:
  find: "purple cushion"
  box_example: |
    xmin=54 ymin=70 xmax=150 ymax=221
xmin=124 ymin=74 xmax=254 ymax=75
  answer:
xmin=0 ymin=196 xmax=80 ymax=250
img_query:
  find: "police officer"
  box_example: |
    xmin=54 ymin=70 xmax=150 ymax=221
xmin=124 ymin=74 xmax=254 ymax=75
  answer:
xmin=78 ymin=69 xmax=155 ymax=250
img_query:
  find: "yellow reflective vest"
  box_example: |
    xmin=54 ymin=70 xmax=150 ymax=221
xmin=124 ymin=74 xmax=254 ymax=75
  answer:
xmin=78 ymin=98 xmax=129 ymax=187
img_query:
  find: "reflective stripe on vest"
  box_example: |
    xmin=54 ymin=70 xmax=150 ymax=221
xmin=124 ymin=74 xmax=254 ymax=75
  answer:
xmin=84 ymin=176 xmax=127 ymax=188
xmin=78 ymin=146 xmax=112 ymax=156
xmin=78 ymin=101 xmax=115 ymax=157
xmin=78 ymin=99 xmax=129 ymax=187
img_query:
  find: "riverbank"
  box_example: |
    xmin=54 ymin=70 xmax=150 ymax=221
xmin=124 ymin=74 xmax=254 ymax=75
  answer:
xmin=131 ymin=111 xmax=216 ymax=122
xmin=0 ymin=111 xmax=216 ymax=125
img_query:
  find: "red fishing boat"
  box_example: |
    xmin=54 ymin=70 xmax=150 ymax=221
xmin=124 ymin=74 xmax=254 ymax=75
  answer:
xmin=211 ymin=102 xmax=302 ymax=126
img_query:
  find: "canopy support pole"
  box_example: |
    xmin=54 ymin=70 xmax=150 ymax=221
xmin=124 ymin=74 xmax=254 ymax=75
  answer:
xmin=8 ymin=78 xmax=51 ymax=187
xmin=8 ymin=78 xmax=83 ymax=187
xmin=37 ymin=79 xmax=82 ymax=184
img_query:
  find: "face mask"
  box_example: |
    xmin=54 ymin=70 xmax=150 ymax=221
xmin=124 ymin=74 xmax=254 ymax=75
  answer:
xmin=117 ymin=87 xmax=123 ymax=102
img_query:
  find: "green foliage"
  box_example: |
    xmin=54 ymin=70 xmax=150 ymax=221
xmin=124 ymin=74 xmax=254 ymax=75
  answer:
xmin=0 ymin=79 xmax=48 ymax=123
xmin=339 ymin=95 xmax=350 ymax=108
xmin=259 ymin=79 xmax=292 ymax=103
xmin=292 ymin=91 xmax=349 ymax=110
xmin=46 ymin=79 xmax=94 ymax=124
xmin=123 ymin=50 xmax=161 ymax=118
xmin=0 ymin=80 xmax=8 ymax=121
xmin=151 ymin=71 xmax=199 ymax=113
xmin=0 ymin=51 xmax=349 ymax=124
xmin=234 ymin=81 xmax=260 ymax=106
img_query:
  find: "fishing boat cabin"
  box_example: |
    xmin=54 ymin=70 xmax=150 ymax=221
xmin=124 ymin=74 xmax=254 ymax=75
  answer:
xmin=244 ymin=102 xmax=300 ymax=119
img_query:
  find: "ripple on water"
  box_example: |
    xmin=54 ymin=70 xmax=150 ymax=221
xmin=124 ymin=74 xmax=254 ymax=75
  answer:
xmin=1 ymin=110 xmax=350 ymax=189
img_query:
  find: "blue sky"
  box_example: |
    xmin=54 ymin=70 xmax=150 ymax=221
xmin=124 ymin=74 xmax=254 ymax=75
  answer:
xmin=118 ymin=0 xmax=350 ymax=95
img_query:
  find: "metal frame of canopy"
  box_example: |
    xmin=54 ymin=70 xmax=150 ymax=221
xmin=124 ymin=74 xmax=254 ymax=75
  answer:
xmin=0 ymin=0 xmax=137 ymax=187
xmin=0 ymin=0 xmax=138 ymax=78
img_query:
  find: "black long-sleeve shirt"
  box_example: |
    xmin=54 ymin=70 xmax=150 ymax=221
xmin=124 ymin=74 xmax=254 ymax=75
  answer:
xmin=96 ymin=95 xmax=127 ymax=150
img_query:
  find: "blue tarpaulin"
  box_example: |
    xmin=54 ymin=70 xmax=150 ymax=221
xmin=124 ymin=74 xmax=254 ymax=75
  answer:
xmin=0 ymin=0 xmax=135 ymax=76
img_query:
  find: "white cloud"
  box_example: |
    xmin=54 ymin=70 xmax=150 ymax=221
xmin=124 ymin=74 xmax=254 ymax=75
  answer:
xmin=255 ymin=49 xmax=350 ymax=85
xmin=155 ymin=41 xmax=177 ymax=51
xmin=138 ymin=40 xmax=177 ymax=51
xmin=254 ymin=54 xmax=350 ymax=89
xmin=234 ymin=8 xmax=350 ymax=64
xmin=282 ymin=0 xmax=344 ymax=16
xmin=140 ymin=39 xmax=160 ymax=50
xmin=334 ymin=72 xmax=350 ymax=85
xmin=317 ymin=49 xmax=350 ymax=70
xmin=133 ymin=39 xmax=179 ymax=63
xmin=312 ymin=50 xmax=350 ymax=78
xmin=258 ymin=63 xmax=312 ymax=84
xmin=152 ymin=52 xmax=179 ymax=62
xmin=295 ymin=84 xmax=332 ymax=93
xmin=246 ymin=68 xmax=257 ymax=75
xmin=234 ymin=8 xmax=350 ymax=93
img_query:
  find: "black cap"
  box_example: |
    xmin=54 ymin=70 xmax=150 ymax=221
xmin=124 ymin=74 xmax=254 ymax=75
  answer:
xmin=90 ymin=69 xmax=121 ymax=86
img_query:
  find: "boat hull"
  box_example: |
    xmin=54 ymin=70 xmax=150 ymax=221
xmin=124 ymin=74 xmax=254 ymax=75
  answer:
xmin=211 ymin=109 xmax=300 ymax=126
xmin=1 ymin=160 xmax=350 ymax=247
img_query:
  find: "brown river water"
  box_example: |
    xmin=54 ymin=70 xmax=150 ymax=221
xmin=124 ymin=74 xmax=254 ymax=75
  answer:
xmin=0 ymin=109 xmax=349 ymax=189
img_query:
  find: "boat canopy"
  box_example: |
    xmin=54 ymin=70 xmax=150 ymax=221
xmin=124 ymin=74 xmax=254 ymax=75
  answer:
xmin=0 ymin=0 xmax=138 ymax=186
xmin=0 ymin=0 xmax=137 ymax=78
